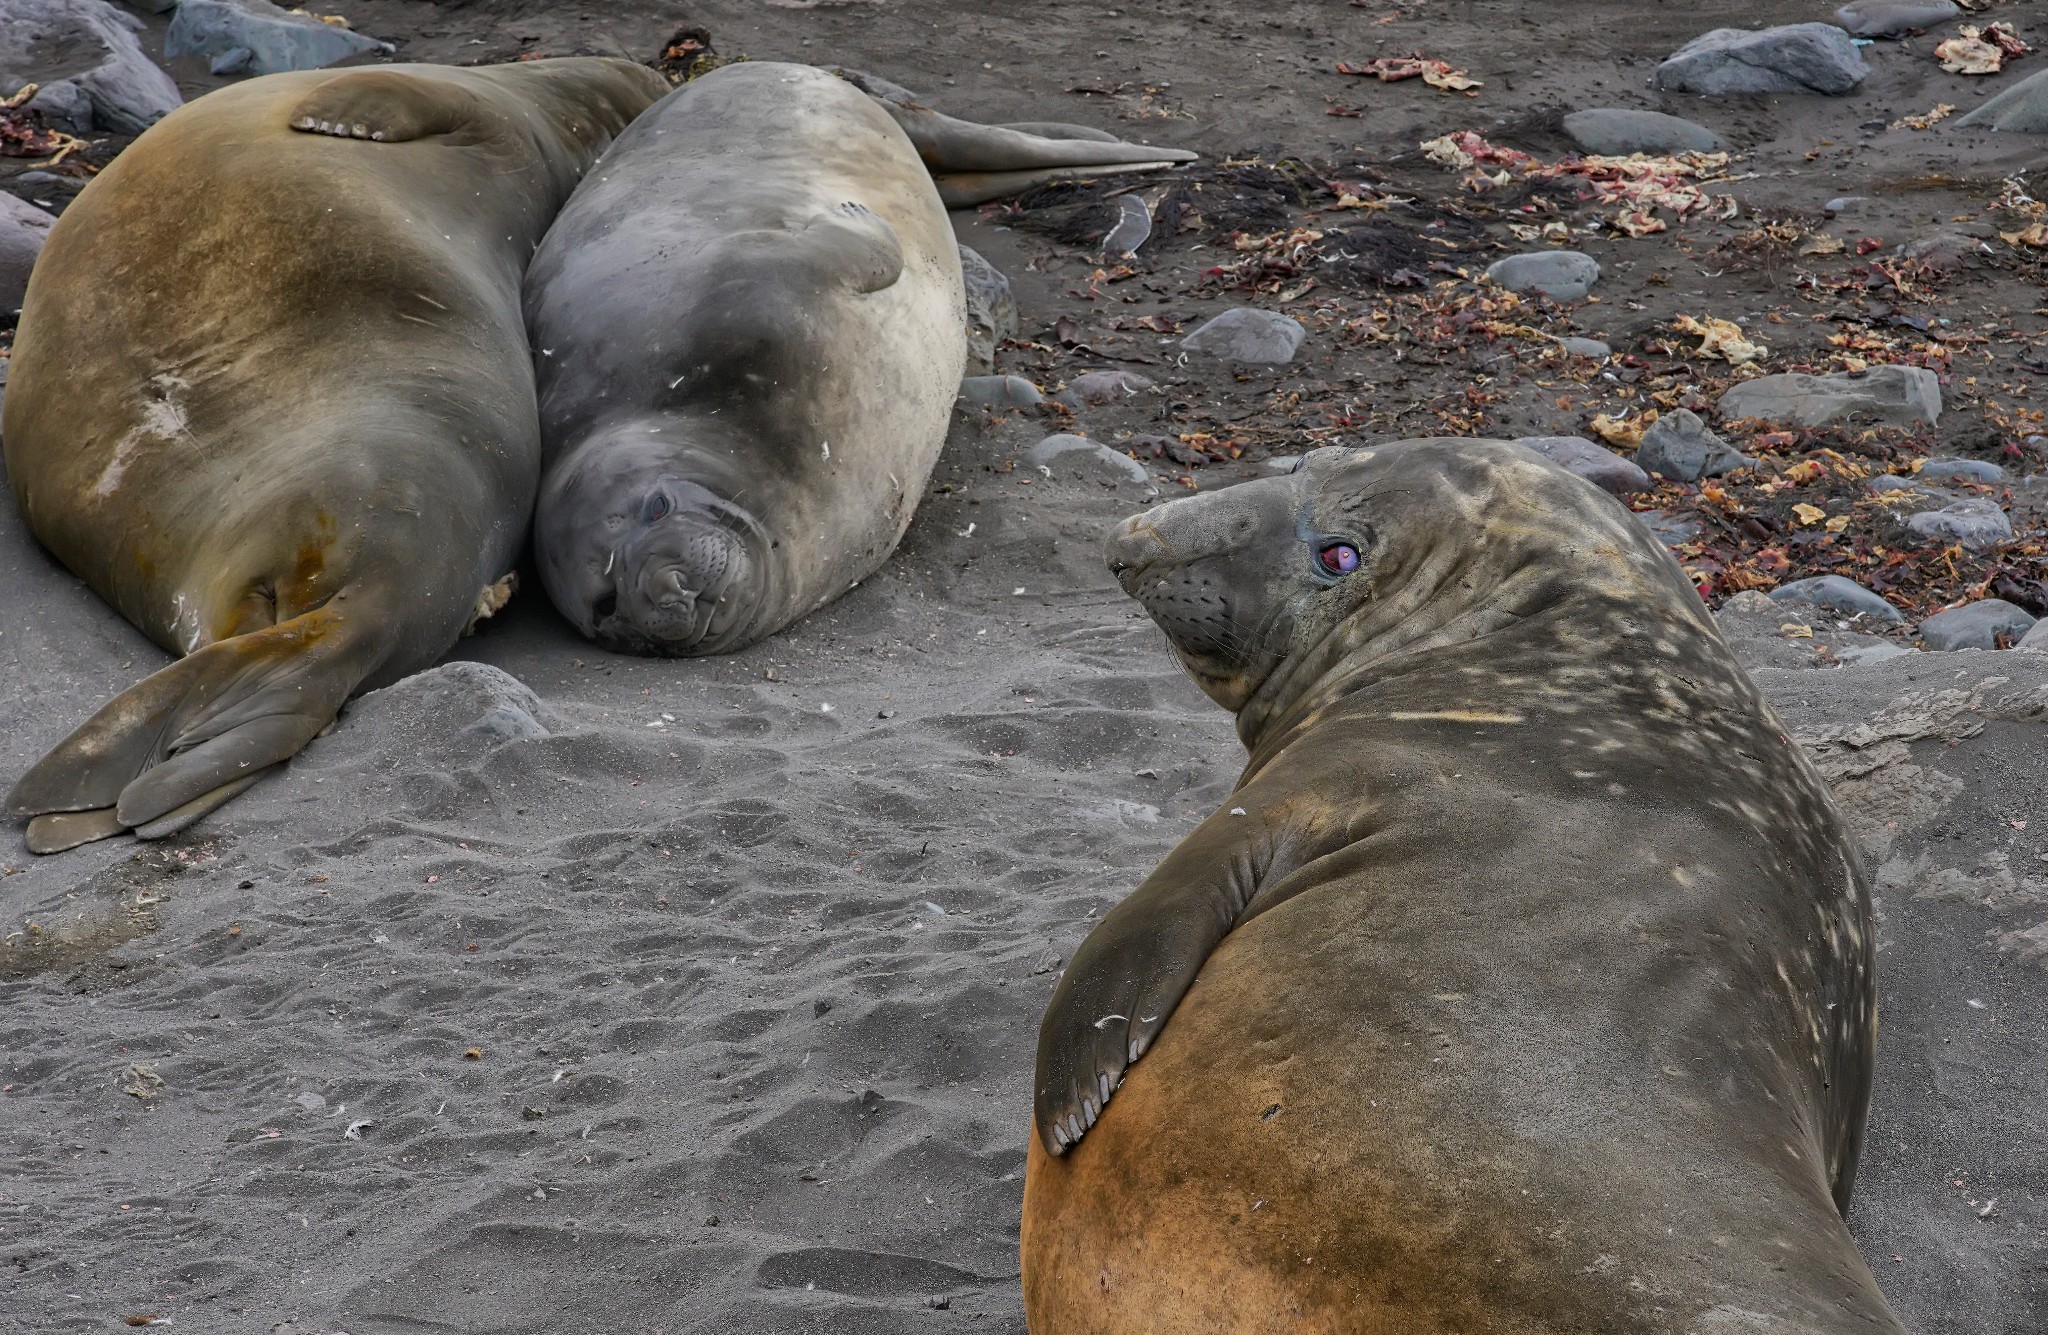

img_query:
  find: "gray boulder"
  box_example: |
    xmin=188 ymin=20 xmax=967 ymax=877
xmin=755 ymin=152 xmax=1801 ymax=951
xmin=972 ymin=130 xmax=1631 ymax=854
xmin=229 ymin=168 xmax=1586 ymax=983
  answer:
xmin=1955 ymin=68 xmax=2048 ymax=134
xmin=1052 ymin=369 xmax=1155 ymax=412
xmin=1652 ymin=23 xmax=1871 ymax=96
xmin=1 ymin=192 xmax=54 ymax=314
xmin=1833 ymin=0 xmax=1959 ymax=37
xmin=166 ymin=0 xmax=390 ymax=78
xmin=1918 ymin=599 xmax=2037 ymax=651
xmin=1561 ymin=108 xmax=1726 ymax=156
xmin=1635 ymin=408 xmax=1750 ymax=481
xmin=24 ymin=78 xmax=91 ymax=135
xmin=1485 ymin=250 xmax=1601 ymax=301
xmin=1513 ymin=435 xmax=1650 ymax=495
xmin=1905 ymin=498 xmax=2013 ymax=550
xmin=1718 ymin=590 xmax=1910 ymax=670
xmin=1919 ymin=458 xmax=2002 ymax=486
xmin=1180 ymin=308 xmax=1305 ymax=365
xmin=1558 ymin=337 xmax=1611 ymax=360
xmin=0 ymin=0 xmax=183 ymax=134
xmin=958 ymin=245 xmax=1016 ymax=377
xmin=1717 ymin=365 xmax=1942 ymax=428
xmin=2017 ymin=619 xmax=2048 ymax=652
xmin=1024 ymin=434 xmax=1150 ymax=486
xmin=1769 ymin=575 xmax=1904 ymax=623
xmin=957 ymin=375 xmax=1044 ymax=409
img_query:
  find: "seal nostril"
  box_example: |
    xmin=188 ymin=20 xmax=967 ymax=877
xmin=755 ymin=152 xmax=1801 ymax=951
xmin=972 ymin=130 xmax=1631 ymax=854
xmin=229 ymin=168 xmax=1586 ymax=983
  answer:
xmin=593 ymin=591 xmax=617 ymax=622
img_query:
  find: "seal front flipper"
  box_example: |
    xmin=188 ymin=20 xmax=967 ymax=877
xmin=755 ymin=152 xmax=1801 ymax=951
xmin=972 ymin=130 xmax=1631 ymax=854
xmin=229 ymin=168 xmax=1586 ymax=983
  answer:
xmin=795 ymin=201 xmax=905 ymax=295
xmin=7 ymin=606 xmax=373 ymax=851
xmin=287 ymin=70 xmax=482 ymax=142
xmin=1033 ymin=792 xmax=1349 ymax=1156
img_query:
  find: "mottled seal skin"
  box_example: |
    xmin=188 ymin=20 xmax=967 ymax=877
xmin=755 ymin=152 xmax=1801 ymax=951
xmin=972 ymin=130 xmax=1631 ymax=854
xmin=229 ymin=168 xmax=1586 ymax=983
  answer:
xmin=1022 ymin=440 xmax=1897 ymax=1334
xmin=3 ymin=59 xmax=667 ymax=854
xmin=526 ymin=62 xmax=975 ymax=657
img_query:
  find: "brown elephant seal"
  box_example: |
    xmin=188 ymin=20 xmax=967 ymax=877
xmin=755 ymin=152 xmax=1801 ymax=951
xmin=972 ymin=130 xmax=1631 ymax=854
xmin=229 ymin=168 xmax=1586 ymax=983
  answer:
xmin=3 ymin=58 xmax=666 ymax=854
xmin=1022 ymin=440 xmax=1897 ymax=1333
xmin=526 ymin=61 xmax=1192 ymax=657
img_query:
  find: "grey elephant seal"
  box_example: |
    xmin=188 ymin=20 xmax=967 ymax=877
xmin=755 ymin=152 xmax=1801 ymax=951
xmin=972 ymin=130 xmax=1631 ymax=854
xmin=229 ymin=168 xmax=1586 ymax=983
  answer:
xmin=528 ymin=61 xmax=1192 ymax=656
xmin=1022 ymin=440 xmax=1896 ymax=1333
xmin=4 ymin=59 xmax=667 ymax=854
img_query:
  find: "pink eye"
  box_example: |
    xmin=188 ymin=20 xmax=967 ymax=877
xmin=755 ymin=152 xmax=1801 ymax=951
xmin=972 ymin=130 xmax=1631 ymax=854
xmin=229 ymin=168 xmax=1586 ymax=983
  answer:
xmin=1318 ymin=542 xmax=1360 ymax=574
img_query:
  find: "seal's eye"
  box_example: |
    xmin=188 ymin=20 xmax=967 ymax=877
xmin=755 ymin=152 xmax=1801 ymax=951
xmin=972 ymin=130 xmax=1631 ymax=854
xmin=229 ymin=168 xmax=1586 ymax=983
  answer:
xmin=1318 ymin=542 xmax=1360 ymax=575
xmin=643 ymin=492 xmax=671 ymax=523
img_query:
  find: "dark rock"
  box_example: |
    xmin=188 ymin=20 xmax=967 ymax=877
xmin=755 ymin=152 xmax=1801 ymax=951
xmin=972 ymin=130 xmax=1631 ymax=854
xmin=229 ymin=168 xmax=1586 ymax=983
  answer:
xmin=1180 ymin=308 xmax=1304 ymax=365
xmin=1955 ymin=68 xmax=2048 ymax=133
xmin=1 ymin=191 xmax=53 ymax=314
xmin=1052 ymin=370 xmax=1156 ymax=412
xmin=24 ymin=78 xmax=90 ymax=135
xmin=1636 ymin=408 xmax=1749 ymax=481
xmin=1560 ymin=108 xmax=1725 ymax=156
xmin=1919 ymin=599 xmax=2036 ymax=651
xmin=1897 ymin=230 xmax=1989 ymax=272
xmin=1652 ymin=24 xmax=1871 ymax=96
xmin=1717 ymin=365 xmax=1941 ymax=428
xmin=1905 ymin=498 xmax=2013 ymax=550
xmin=166 ymin=0 xmax=390 ymax=78
xmin=1024 ymin=434 xmax=1149 ymax=486
xmin=1512 ymin=435 xmax=1650 ymax=495
xmin=956 ymin=375 xmax=1043 ymax=409
xmin=1833 ymin=0 xmax=1959 ymax=38
xmin=1485 ymin=250 xmax=1600 ymax=301
xmin=1632 ymin=508 xmax=1703 ymax=546
xmin=1771 ymin=575 xmax=1906 ymax=623
xmin=1558 ymin=337 xmax=1611 ymax=360
xmin=0 ymin=0 xmax=183 ymax=134
xmin=958 ymin=245 xmax=1016 ymax=377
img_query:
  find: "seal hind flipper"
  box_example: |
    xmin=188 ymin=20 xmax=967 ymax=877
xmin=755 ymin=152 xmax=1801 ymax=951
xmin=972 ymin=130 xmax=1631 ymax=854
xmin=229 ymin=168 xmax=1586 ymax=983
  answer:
xmin=996 ymin=122 xmax=1123 ymax=144
xmin=933 ymin=162 xmax=1182 ymax=210
xmin=1033 ymin=795 xmax=1350 ymax=1156
xmin=7 ymin=608 xmax=369 ymax=850
xmin=287 ymin=70 xmax=481 ymax=142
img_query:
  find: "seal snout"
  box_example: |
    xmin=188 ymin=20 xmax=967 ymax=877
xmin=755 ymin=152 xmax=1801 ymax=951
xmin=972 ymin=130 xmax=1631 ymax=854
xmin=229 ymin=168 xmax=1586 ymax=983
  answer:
xmin=1104 ymin=514 xmax=1171 ymax=593
xmin=604 ymin=510 xmax=758 ymax=656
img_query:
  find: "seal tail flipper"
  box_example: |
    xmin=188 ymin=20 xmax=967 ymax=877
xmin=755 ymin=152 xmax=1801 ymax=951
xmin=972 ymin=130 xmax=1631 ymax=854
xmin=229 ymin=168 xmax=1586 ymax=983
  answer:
xmin=7 ymin=606 xmax=369 ymax=852
xmin=934 ymin=162 xmax=1184 ymax=210
xmin=287 ymin=69 xmax=480 ymax=142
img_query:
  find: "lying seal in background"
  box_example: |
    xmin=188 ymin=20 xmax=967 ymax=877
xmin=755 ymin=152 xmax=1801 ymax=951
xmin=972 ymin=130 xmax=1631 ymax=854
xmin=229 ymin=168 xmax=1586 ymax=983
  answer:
xmin=527 ymin=61 xmax=1192 ymax=657
xmin=1022 ymin=440 xmax=1897 ymax=1333
xmin=4 ymin=58 xmax=667 ymax=854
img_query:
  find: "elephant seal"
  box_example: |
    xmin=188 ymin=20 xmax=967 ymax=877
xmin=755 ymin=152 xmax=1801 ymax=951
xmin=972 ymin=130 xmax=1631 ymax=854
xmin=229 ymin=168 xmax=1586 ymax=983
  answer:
xmin=1022 ymin=440 xmax=1897 ymax=1333
xmin=527 ymin=61 xmax=1192 ymax=657
xmin=4 ymin=58 xmax=667 ymax=854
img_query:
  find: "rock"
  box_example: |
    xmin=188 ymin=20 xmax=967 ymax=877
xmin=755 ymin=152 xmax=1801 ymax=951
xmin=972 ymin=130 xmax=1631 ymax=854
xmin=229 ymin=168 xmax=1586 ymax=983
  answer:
xmin=1836 ymin=640 xmax=1915 ymax=666
xmin=24 ymin=78 xmax=91 ymax=135
xmin=1052 ymin=370 xmax=1156 ymax=412
xmin=1512 ymin=435 xmax=1650 ymax=495
xmin=0 ymin=192 xmax=54 ymax=314
xmin=1918 ymin=599 xmax=2037 ymax=651
xmin=1866 ymin=474 xmax=1921 ymax=495
xmin=1919 ymin=458 xmax=2003 ymax=485
xmin=165 ymin=0 xmax=390 ymax=78
xmin=1905 ymin=497 xmax=2013 ymax=550
xmin=209 ymin=45 xmax=255 ymax=77
xmin=956 ymin=375 xmax=1043 ymax=409
xmin=1897 ymin=230 xmax=1988 ymax=272
xmin=1955 ymin=67 xmax=2048 ymax=133
xmin=2017 ymin=619 xmax=2048 ymax=653
xmin=1484 ymin=250 xmax=1600 ymax=302
xmin=0 ymin=0 xmax=183 ymax=134
xmin=1635 ymin=408 xmax=1750 ymax=481
xmin=1717 ymin=590 xmax=1911 ymax=671
xmin=1024 ymin=434 xmax=1150 ymax=486
xmin=1558 ymin=337 xmax=1611 ymax=360
xmin=1824 ymin=196 xmax=1875 ymax=216
xmin=1632 ymin=508 xmax=1702 ymax=546
xmin=1832 ymin=0 xmax=1959 ymax=38
xmin=1560 ymin=108 xmax=1725 ymax=156
xmin=1652 ymin=24 xmax=1871 ymax=96
xmin=958 ymin=245 xmax=1016 ymax=377
xmin=1180 ymin=308 xmax=1305 ymax=365
xmin=1770 ymin=575 xmax=1905 ymax=623
xmin=1717 ymin=365 xmax=1942 ymax=428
